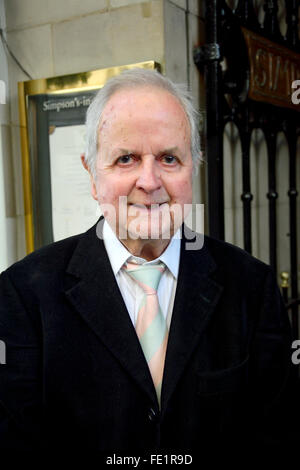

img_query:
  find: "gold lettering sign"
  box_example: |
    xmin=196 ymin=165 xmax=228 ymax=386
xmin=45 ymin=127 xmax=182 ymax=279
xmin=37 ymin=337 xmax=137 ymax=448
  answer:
xmin=242 ymin=27 xmax=300 ymax=110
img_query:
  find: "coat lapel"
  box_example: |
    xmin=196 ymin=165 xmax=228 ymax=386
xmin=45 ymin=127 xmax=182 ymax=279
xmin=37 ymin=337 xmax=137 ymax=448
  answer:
xmin=161 ymin=229 xmax=223 ymax=416
xmin=64 ymin=220 xmax=223 ymax=412
xmin=64 ymin=219 xmax=157 ymax=405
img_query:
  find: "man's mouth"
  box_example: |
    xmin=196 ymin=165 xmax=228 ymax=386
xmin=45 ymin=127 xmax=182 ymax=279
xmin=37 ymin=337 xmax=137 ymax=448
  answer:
xmin=129 ymin=202 xmax=168 ymax=206
xmin=129 ymin=203 xmax=168 ymax=210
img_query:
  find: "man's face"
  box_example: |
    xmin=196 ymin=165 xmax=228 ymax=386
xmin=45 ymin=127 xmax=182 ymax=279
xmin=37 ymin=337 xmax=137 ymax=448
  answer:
xmin=90 ymin=86 xmax=193 ymax=243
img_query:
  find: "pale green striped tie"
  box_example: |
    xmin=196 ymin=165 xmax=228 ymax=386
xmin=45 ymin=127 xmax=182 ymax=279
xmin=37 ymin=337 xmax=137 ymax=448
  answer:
xmin=123 ymin=261 xmax=168 ymax=407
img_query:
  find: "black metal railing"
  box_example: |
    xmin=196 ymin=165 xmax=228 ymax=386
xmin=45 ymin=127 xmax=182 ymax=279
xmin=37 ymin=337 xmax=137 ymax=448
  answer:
xmin=194 ymin=0 xmax=299 ymax=340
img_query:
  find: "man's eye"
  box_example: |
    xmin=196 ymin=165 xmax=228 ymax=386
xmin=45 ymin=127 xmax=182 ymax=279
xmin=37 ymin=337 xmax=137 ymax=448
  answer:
xmin=117 ymin=155 xmax=134 ymax=165
xmin=161 ymin=155 xmax=177 ymax=164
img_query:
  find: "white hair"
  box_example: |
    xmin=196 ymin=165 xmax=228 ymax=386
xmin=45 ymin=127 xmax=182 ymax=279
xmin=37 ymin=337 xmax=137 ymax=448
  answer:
xmin=85 ymin=68 xmax=202 ymax=175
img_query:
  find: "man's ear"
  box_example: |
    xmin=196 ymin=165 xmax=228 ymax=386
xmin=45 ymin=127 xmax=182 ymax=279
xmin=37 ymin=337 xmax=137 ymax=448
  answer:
xmin=81 ymin=154 xmax=89 ymax=171
xmin=80 ymin=154 xmax=98 ymax=201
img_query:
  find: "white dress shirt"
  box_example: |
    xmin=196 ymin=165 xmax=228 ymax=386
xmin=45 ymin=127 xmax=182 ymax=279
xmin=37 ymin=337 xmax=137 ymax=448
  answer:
xmin=102 ymin=220 xmax=181 ymax=329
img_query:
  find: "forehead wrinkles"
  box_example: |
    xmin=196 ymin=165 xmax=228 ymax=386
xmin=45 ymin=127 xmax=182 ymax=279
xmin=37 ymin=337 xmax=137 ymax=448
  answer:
xmin=98 ymin=88 xmax=191 ymax=147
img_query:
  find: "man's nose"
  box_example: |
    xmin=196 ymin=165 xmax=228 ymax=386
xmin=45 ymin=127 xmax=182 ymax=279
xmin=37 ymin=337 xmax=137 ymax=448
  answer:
xmin=135 ymin=158 xmax=162 ymax=193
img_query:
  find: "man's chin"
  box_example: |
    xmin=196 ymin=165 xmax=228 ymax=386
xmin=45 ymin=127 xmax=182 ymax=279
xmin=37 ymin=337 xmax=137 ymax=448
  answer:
xmin=124 ymin=220 xmax=174 ymax=241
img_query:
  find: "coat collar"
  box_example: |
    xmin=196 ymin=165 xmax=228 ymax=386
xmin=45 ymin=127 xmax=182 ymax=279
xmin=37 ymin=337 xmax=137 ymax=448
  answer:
xmin=65 ymin=219 xmax=223 ymax=412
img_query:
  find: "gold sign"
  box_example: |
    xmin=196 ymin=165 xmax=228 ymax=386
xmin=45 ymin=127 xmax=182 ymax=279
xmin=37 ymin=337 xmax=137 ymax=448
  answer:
xmin=242 ymin=27 xmax=300 ymax=110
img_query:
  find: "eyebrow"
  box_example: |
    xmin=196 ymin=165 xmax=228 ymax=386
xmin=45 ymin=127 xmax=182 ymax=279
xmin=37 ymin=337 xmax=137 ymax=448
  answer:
xmin=113 ymin=147 xmax=182 ymax=156
xmin=158 ymin=147 xmax=181 ymax=155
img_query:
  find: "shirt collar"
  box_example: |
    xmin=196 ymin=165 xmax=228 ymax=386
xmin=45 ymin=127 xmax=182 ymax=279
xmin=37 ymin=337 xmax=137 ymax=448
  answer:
xmin=102 ymin=219 xmax=181 ymax=279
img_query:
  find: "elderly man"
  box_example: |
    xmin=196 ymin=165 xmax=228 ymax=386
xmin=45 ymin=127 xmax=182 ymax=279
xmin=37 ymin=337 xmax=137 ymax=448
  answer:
xmin=0 ymin=69 xmax=292 ymax=455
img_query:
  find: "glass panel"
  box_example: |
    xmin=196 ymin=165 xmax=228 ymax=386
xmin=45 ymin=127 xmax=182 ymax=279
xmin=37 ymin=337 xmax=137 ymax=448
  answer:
xmin=27 ymin=89 xmax=98 ymax=248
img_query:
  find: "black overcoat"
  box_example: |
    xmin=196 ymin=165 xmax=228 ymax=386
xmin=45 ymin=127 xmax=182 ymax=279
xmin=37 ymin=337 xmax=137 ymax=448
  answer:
xmin=0 ymin=220 xmax=292 ymax=454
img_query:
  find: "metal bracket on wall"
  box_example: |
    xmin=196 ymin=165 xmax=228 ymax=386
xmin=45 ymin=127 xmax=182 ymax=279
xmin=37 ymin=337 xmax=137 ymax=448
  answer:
xmin=193 ymin=43 xmax=221 ymax=67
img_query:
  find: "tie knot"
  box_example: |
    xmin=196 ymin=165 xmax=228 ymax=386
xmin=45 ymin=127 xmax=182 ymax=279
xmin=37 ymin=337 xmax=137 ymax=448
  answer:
xmin=123 ymin=261 xmax=166 ymax=293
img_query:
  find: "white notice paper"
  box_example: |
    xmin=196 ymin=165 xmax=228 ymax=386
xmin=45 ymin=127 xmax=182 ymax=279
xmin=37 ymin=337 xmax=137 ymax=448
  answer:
xmin=49 ymin=124 xmax=101 ymax=241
